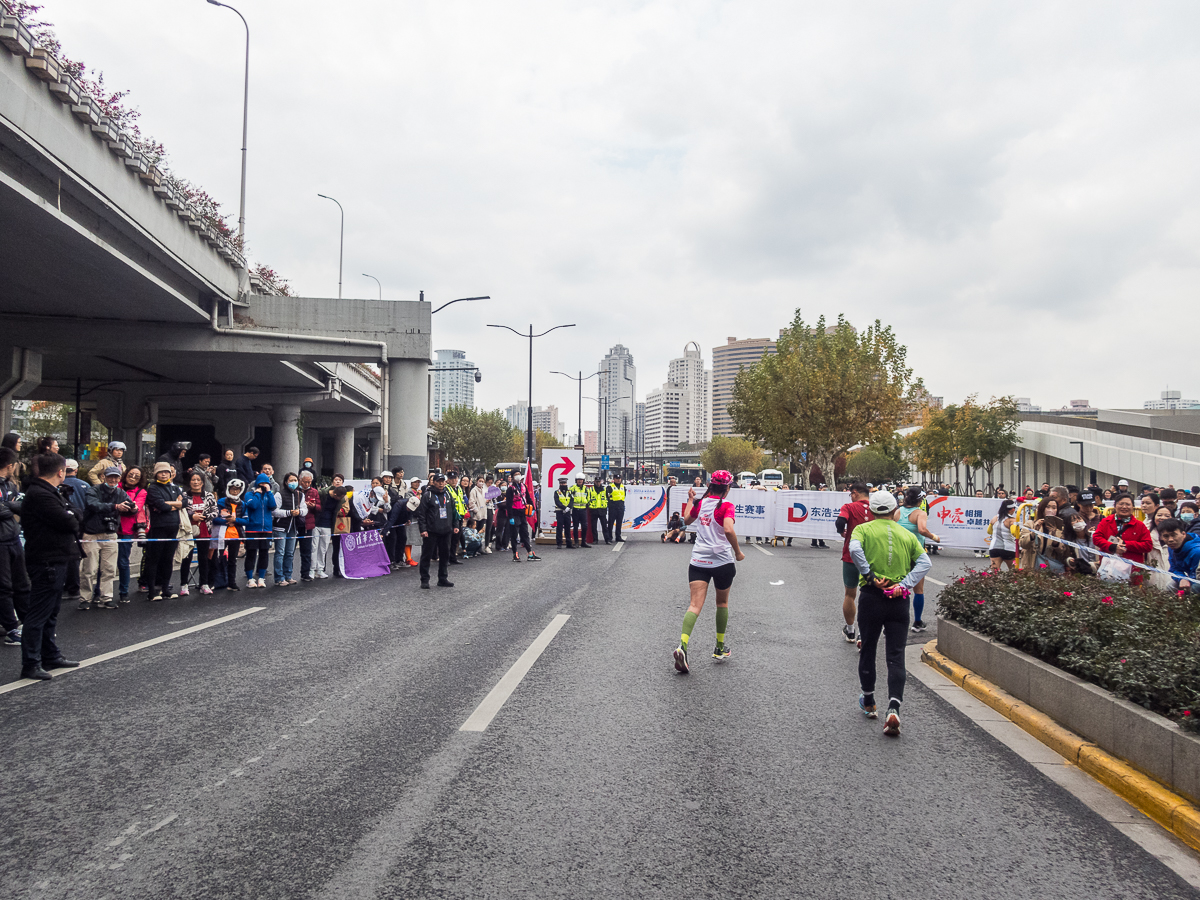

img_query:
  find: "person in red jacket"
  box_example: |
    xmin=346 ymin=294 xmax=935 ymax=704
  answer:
xmin=1092 ymin=492 xmax=1153 ymax=585
xmin=298 ymin=471 xmax=320 ymax=582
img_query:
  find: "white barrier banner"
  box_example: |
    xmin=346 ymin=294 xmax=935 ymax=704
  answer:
xmin=661 ymin=487 xmax=777 ymax=538
xmin=617 ymin=485 xmax=671 ymax=533
xmin=771 ymin=491 xmax=1004 ymax=549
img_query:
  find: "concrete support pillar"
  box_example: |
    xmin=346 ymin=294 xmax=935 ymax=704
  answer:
xmin=386 ymin=358 xmax=429 ymax=478
xmin=301 ymin=425 xmax=322 ymax=472
xmin=271 ymin=404 xmax=302 ymax=475
xmin=368 ymin=433 xmax=381 ymax=477
xmin=213 ymin=412 xmax=259 ymax=454
xmin=0 ymin=348 xmax=41 ymax=438
xmin=334 ymin=427 xmax=355 ymax=480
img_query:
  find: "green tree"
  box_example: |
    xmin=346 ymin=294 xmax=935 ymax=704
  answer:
xmin=511 ymin=428 xmax=566 ymax=461
xmin=699 ymin=435 xmax=764 ymax=476
xmin=433 ymin=406 xmax=514 ymax=475
xmin=963 ymin=395 xmax=1020 ymax=491
xmin=846 ymin=446 xmax=908 ymax=484
xmin=728 ymin=312 xmax=924 ymax=485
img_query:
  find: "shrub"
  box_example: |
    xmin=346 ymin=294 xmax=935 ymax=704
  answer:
xmin=938 ymin=569 xmax=1200 ymax=731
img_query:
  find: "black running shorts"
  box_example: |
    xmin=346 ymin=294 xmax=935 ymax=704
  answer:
xmin=688 ymin=562 xmax=736 ymax=591
xmin=988 ymin=548 xmax=1016 ymax=561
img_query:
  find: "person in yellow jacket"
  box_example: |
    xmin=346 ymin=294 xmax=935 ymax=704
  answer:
xmin=589 ymin=476 xmax=611 ymax=545
xmin=446 ymin=470 xmax=468 ymax=564
xmin=608 ymin=475 xmax=627 ymax=543
xmin=570 ymin=475 xmax=591 ymax=548
xmin=553 ymin=477 xmax=574 ymax=549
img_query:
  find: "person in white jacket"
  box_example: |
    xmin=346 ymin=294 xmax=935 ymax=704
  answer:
xmin=272 ymin=473 xmax=308 ymax=586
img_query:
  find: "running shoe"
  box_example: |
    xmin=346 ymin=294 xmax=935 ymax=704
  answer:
xmin=179 ymin=585 xmax=189 ymax=596
xmin=712 ymin=643 xmax=731 ymax=662
xmin=858 ymin=694 xmax=877 ymax=719
xmin=883 ymin=708 xmax=901 ymax=737
xmin=4 ymin=629 xmax=20 ymax=645
xmin=911 ymin=620 xmax=927 ymax=633
xmin=672 ymin=644 xmax=690 ymax=674
xmin=528 ymin=553 xmax=542 ymax=561
xmin=842 ymin=624 xmax=856 ymax=643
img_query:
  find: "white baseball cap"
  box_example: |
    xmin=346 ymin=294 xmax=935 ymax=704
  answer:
xmin=1117 ymin=479 xmax=1129 ymax=487
xmin=869 ymin=491 xmax=898 ymax=515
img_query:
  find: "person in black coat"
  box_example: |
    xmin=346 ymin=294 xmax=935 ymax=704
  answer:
xmin=18 ymin=453 xmax=82 ymax=681
xmin=415 ymin=471 xmax=460 ymax=588
xmin=143 ymin=461 xmax=184 ymax=600
xmin=0 ymin=446 xmax=28 ymax=645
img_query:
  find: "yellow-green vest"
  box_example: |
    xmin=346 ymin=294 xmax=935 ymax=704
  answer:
xmin=609 ymin=485 xmax=626 ymax=502
xmin=570 ymin=485 xmax=589 ymax=508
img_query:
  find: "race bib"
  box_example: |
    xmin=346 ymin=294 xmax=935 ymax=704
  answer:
xmin=439 ymin=507 xmax=448 ymax=519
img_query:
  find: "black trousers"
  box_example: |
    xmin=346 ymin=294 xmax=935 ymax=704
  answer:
xmin=142 ymin=526 xmax=178 ymax=597
xmin=22 ymin=561 xmax=67 ymax=672
xmin=244 ymin=535 xmax=271 ymax=577
xmin=555 ymin=511 xmax=573 ymax=547
xmin=298 ymin=524 xmax=313 ymax=575
xmin=507 ymin=518 xmax=531 ymax=554
xmin=484 ymin=513 xmax=495 ymax=547
xmin=181 ymin=539 xmax=213 ymax=587
xmin=857 ymin=584 xmax=910 ymax=705
xmin=63 ymin=556 xmax=80 ymax=599
xmin=420 ymin=532 xmax=452 ymax=583
xmin=590 ymin=508 xmax=609 ymax=543
xmin=610 ymin=501 xmax=625 ymax=540
xmin=572 ymin=509 xmax=589 ymax=545
xmin=0 ymin=539 xmax=29 ymax=633
xmin=214 ymin=540 xmax=241 ymax=588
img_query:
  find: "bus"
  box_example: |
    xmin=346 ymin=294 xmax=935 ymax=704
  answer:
xmin=737 ymin=471 xmax=757 ymax=488
xmin=494 ymin=462 xmax=539 ymax=482
xmin=758 ymin=469 xmax=785 ymax=489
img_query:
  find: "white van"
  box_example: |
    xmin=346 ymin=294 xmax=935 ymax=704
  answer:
xmin=737 ymin=471 xmax=757 ymax=488
xmin=758 ymin=469 xmax=785 ymax=489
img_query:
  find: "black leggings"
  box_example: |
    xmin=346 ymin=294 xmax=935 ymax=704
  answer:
xmin=244 ymin=536 xmax=271 ymax=576
xmin=506 ymin=519 xmax=531 ymax=553
xmin=857 ymin=584 xmax=909 ymax=706
xmin=181 ymin=539 xmax=212 ymax=587
xmin=143 ymin=526 xmax=179 ymax=596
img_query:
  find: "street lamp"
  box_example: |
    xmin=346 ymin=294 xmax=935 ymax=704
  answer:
xmin=363 ymin=273 xmax=381 ymax=301
xmin=551 ymin=370 xmax=601 ymax=447
xmin=488 ymin=322 xmax=576 ymax=461
xmin=206 ymin=0 xmax=250 ymax=247
xmin=432 ymin=295 xmax=490 ymax=314
xmin=582 ymin=395 xmax=610 ymax=460
xmin=1069 ymin=441 xmax=1085 ymax=487
xmin=317 ymin=193 xmax=343 ymax=298
xmin=620 ymin=368 xmax=634 ymax=474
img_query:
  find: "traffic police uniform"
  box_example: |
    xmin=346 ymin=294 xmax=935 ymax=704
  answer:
xmin=570 ymin=478 xmax=591 ymax=547
xmin=589 ymin=479 xmax=611 ymax=544
xmin=446 ymin=476 xmax=467 ymax=562
xmin=608 ymin=479 xmax=627 ymax=542
xmin=553 ymin=479 xmax=574 ymax=548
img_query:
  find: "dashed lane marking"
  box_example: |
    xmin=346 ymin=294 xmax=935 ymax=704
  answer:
xmin=925 ymin=576 xmax=947 ymax=586
xmin=0 ymin=607 xmax=266 ymax=695
xmin=612 ymin=542 xmax=623 ymax=552
xmin=755 ymin=545 xmax=773 ymax=556
xmin=460 ymin=614 xmax=570 ymax=732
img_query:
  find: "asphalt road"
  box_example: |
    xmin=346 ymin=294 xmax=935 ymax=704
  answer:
xmin=0 ymin=537 xmax=1194 ymax=899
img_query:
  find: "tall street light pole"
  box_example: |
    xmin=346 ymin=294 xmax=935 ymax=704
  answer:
xmin=363 ymin=273 xmax=381 ymax=301
xmin=317 ymin=193 xmax=343 ymax=298
xmin=551 ymin=370 xmax=601 ymax=447
xmin=621 ymin=369 xmax=634 ymax=474
xmin=206 ymin=0 xmax=249 ymax=245
xmin=489 ymin=323 xmax=575 ymax=461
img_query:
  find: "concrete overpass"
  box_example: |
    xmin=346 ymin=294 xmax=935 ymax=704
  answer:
xmin=1 ymin=17 xmax=432 ymax=476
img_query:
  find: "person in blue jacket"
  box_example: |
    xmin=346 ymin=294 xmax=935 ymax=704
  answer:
xmin=243 ymin=473 xmax=277 ymax=589
xmin=1162 ymin=519 xmax=1200 ymax=594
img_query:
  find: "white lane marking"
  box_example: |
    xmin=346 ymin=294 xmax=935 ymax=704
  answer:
xmin=925 ymin=576 xmax=947 ymax=586
xmin=138 ymin=814 xmax=177 ymax=839
xmin=0 ymin=607 xmax=266 ymax=695
xmin=612 ymin=542 xmax=623 ymax=552
xmin=770 ymin=580 xmax=784 ymax=586
xmin=460 ymin=614 xmax=570 ymax=732
xmin=755 ymin=545 xmax=773 ymax=556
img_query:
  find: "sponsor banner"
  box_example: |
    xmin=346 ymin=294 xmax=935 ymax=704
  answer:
xmin=618 ymin=485 xmax=670 ymax=532
xmin=347 ymin=479 xmax=374 ymax=519
xmin=341 ymin=528 xmax=392 ymax=579
xmin=773 ymin=491 xmax=846 ymax=540
xmin=771 ymin=491 xmax=1004 ymax=549
xmin=539 ymin=449 xmax=584 ymax=529
xmin=664 ymin=487 xmax=777 ymax=537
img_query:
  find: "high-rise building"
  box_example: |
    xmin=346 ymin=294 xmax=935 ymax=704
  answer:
xmin=644 ymin=383 xmax=690 ymax=455
xmin=505 ymin=400 xmax=529 ymax=431
xmin=531 ymin=405 xmax=560 ymax=439
xmin=635 ymin=402 xmax=645 ymax=455
xmin=598 ymin=344 xmax=636 ymax=453
xmin=666 ymin=342 xmax=712 ymax=444
xmin=584 ymin=430 xmax=598 ymax=454
xmin=711 ymin=337 xmax=776 ymax=436
xmin=431 ymin=349 xmax=476 ymax=421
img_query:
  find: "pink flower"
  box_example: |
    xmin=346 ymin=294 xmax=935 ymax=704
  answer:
xmin=976 ymin=599 xmax=985 ymax=605
xmin=1120 ymin=659 xmax=1127 ymax=664
xmin=1063 ymin=591 xmax=1072 ymax=597
xmin=958 ymin=577 xmax=965 ymax=584
xmin=1186 ymin=711 xmax=1193 ymax=717
xmin=1039 ymin=563 xmax=1048 ymax=569
xmin=1101 ymin=596 xmax=1114 ymax=605
xmin=1180 ymin=590 xmax=1187 ymax=598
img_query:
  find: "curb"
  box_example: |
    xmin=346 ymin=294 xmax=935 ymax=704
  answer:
xmin=922 ymin=640 xmax=1200 ymax=854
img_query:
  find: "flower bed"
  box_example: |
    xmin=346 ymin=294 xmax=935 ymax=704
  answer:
xmin=938 ymin=569 xmax=1200 ymax=730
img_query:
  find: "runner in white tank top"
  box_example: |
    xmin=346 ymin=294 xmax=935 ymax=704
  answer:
xmin=673 ymin=471 xmax=745 ymax=674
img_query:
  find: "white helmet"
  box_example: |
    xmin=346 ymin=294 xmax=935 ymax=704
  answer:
xmin=226 ymin=478 xmax=245 ymax=499
xmin=108 ymin=440 xmax=126 ymax=451
xmin=869 ymin=491 xmax=898 ymax=516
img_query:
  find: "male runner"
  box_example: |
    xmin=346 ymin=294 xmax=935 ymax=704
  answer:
xmin=836 ymin=482 xmax=871 ymax=643
xmin=672 ymin=470 xmax=745 ymax=674
xmin=847 ymin=490 xmax=930 ymax=736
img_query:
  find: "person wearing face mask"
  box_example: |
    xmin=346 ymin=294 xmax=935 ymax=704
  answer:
xmin=1178 ymin=501 xmax=1200 ymax=536
xmin=1093 ymin=492 xmax=1153 ymax=586
xmin=272 ymin=472 xmax=307 ymax=587
xmin=1146 ymin=505 xmax=1177 ymax=589
xmin=1058 ymin=508 xmax=1097 ymax=575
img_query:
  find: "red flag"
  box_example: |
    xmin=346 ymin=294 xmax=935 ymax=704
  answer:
xmin=524 ymin=458 xmax=537 ymax=524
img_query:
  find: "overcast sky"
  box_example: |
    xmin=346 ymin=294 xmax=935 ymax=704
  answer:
xmin=42 ymin=0 xmax=1200 ymax=434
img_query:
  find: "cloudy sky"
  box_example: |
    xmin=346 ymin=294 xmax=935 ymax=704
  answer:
xmin=41 ymin=0 xmax=1200 ymax=433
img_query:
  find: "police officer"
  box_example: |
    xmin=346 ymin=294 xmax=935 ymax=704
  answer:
xmin=416 ymin=471 xmax=459 ymax=588
xmin=590 ymin=476 xmax=611 ymax=545
xmin=608 ymin=474 xmax=627 ymax=543
xmin=554 ymin=477 xmax=574 ymax=549
xmin=445 ymin=470 xmax=467 ymax=564
xmin=570 ymin=475 xmax=591 ymax=548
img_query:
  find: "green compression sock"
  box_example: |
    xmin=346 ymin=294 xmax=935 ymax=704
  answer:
xmin=715 ymin=606 xmax=729 ymax=648
xmin=680 ymin=610 xmax=698 ymax=647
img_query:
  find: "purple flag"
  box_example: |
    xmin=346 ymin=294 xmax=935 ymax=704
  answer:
xmin=341 ymin=529 xmax=392 ymax=579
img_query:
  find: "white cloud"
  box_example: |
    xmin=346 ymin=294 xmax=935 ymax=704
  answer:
xmin=39 ymin=0 xmax=1200 ymax=429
